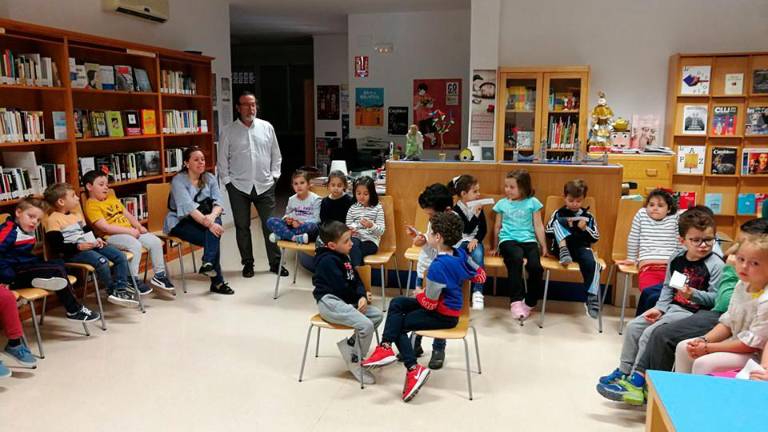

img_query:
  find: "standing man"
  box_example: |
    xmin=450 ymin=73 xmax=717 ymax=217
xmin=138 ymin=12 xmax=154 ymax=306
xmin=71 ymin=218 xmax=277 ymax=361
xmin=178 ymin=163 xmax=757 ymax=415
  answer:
xmin=218 ymin=91 xmax=288 ymax=278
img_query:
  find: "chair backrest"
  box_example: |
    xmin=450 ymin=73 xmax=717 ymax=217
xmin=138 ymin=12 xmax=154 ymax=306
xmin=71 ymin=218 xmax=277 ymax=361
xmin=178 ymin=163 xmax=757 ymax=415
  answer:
xmin=378 ymin=195 xmax=397 ymax=252
xmin=358 ymin=265 xmax=372 ymax=293
xmin=611 ymin=198 xmax=644 ymax=261
xmin=413 ymin=208 xmax=430 ymax=233
xmin=146 ymin=182 xmax=172 ymax=233
xmin=543 ymin=195 xmax=599 ymax=255
xmin=480 ymin=194 xmax=504 ymax=251
xmin=310 ymin=185 xmax=329 ymax=198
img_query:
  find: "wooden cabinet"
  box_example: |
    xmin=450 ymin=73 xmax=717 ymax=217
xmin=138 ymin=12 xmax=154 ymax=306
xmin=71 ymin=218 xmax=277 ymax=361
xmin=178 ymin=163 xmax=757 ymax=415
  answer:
xmin=608 ymin=154 xmax=674 ymax=196
xmin=496 ymin=66 xmax=589 ymax=162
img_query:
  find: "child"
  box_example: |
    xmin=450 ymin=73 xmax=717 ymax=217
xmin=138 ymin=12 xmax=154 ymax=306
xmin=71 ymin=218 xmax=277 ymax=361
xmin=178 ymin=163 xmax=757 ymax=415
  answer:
xmin=596 ymin=208 xmax=724 ymax=404
xmin=362 ymin=212 xmax=484 ymax=402
xmin=345 ymin=176 xmax=385 ymax=267
xmin=0 ymin=284 xmax=37 ymax=375
xmin=44 ymin=183 xmax=138 ymax=308
xmin=313 ymin=221 xmax=383 ymax=384
xmin=267 ymin=169 xmax=320 ymax=245
xmin=83 ymin=170 xmax=174 ymax=294
xmin=492 ymin=169 xmax=548 ymax=322
xmin=449 ymin=174 xmax=488 ymax=310
xmin=674 ymin=233 xmax=768 ymax=375
xmin=319 ymin=170 xmax=354 ymax=225
xmin=545 ymin=179 xmax=601 ymax=318
xmin=404 ymin=124 xmax=424 ymax=160
xmin=0 ymin=197 xmax=100 ymax=323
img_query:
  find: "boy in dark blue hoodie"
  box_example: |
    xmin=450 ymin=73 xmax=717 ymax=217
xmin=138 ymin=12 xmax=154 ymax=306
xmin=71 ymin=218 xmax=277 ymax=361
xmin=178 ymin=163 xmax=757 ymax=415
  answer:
xmin=362 ymin=212 xmax=486 ymax=402
xmin=313 ymin=221 xmax=383 ymax=385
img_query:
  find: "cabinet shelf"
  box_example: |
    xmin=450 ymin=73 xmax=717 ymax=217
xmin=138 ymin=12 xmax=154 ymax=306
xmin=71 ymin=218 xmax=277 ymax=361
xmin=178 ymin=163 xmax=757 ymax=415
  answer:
xmin=109 ymin=175 xmax=164 ymax=188
xmin=77 ymin=134 xmax=161 ymax=142
xmin=0 ymin=84 xmax=66 ymax=92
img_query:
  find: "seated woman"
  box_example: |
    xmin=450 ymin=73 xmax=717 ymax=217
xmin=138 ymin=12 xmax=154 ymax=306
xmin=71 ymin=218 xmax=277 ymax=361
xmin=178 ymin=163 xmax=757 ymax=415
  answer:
xmin=164 ymin=147 xmax=233 ymax=295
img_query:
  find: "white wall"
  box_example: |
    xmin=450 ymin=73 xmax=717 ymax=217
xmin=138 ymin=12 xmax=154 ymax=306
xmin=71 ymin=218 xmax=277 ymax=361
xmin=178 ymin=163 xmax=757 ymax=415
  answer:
xmin=313 ymin=34 xmax=348 ymax=138
xmin=347 ymin=10 xmax=471 ymax=158
xmin=484 ymin=0 xmax=768 ymax=143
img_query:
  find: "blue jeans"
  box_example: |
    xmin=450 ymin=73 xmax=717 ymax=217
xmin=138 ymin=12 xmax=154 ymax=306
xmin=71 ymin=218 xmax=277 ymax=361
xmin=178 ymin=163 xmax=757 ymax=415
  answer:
xmin=413 ymin=276 xmax=446 ymax=351
xmin=383 ymin=297 xmax=457 ymax=369
xmin=69 ymin=245 xmax=130 ymax=293
xmin=636 ymin=283 xmax=663 ymax=317
xmin=458 ymin=240 xmax=484 ymax=294
xmin=569 ymin=246 xmax=600 ymax=296
xmin=266 ymin=217 xmax=318 ymax=241
xmin=170 ymin=217 xmax=224 ymax=284
xmin=350 ymin=237 xmax=379 ymax=267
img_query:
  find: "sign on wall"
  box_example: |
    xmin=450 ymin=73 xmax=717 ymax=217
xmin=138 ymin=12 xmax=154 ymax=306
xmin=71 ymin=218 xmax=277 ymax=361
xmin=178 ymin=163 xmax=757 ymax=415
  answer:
xmin=413 ymin=78 xmax=462 ymax=149
xmin=354 ymin=56 xmax=369 ymax=78
xmin=317 ymin=85 xmax=340 ymax=120
xmin=469 ymin=69 xmax=496 ymax=143
xmin=355 ymin=87 xmax=384 ymax=127
xmin=387 ymin=106 xmax=408 ymax=135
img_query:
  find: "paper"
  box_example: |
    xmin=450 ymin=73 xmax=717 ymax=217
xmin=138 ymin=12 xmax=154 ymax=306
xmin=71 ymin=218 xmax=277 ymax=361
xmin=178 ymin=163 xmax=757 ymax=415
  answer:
xmin=467 ymin=198 xmax=495 ymax=209
xmin=669 ymin=271 xmax=688 ymax=290
xmin=80 ymin=231 xmax=97 ymax=244
xmin=735 ymin=359 xmax=765 ymax=380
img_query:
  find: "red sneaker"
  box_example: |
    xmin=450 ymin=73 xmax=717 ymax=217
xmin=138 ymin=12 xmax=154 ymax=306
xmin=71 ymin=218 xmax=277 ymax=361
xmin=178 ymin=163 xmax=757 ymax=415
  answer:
xmin=402 ymin=364 xmax=431 ymax=402
xmin=362 ymin=345 xmax=397 ymax=368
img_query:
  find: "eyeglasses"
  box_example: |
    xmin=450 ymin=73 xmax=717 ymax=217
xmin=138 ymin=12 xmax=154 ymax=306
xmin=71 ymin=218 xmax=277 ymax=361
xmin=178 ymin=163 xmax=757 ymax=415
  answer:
xmin=687 ymin=237 xmax=715 ymax=246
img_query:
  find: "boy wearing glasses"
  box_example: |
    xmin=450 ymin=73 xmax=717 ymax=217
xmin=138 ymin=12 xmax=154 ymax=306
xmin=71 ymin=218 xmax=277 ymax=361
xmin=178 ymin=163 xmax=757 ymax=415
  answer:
xmin=596 ymin=207 xmax=724 ymax=402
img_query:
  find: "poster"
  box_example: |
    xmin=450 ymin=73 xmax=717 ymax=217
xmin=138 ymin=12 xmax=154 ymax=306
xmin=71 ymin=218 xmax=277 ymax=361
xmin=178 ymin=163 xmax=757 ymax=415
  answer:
xmin=221 ymin=77 xmax=231 ymax=102
xmin=354 ymin=56 xmax=369 ymax=78
xmin=387 ymin=106 xmax=408 ymax=135
xmin=413 ymin=78 xmax=462 ymax=149
xmin=317 ymin=85 xmax=340 ymax=120
xmin=469 ymin=69 xmax=496 ymax=144
xmin=355 ymin=87 xmax=384 ymax=127
xmin=340 ymin=85 xmax=349 ymax=114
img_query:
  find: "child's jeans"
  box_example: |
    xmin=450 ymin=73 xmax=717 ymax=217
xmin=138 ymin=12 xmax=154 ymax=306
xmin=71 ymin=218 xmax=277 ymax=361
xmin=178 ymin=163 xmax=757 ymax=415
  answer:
xmin=350 ymin=237 xmax=378 ymax=267
xmin=9 ymin=259 xmax=82 ymax=314
xmin=69 ymin=245 xmax=130 ymax=293
xmin=266 ymin=217 xmax=318 ymax=242
xmin=458 ymin=240 xmax=485 ymax=294
xmin=635 ymin=283 xmax=663 ymax=317
xmin=317 ymin=294 xmax=383 ymax=357
xmin=0 ymin=285 xmax=23 ymax=340
xmin=567 ymin=246 xmax=600 ymax=296
xmin=108 ymin=233 xmax=166 ymax=277
xmin=170 ymin=217 xmax=224 ymax=285
xmin=499 ymin=240 xmax=543 ymax=307
xmin=413 ymin=276 xmax=446 ymax=352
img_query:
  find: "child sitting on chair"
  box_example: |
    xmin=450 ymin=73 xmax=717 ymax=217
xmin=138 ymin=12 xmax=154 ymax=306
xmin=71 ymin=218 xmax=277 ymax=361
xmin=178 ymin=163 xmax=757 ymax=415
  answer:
xmin=267 ymin=169 xmax=320 ymax=245
xmin=313 ymin=221 xmax=383 ymax=384
xmin=362 ymin=212 xmax=485 ymax=402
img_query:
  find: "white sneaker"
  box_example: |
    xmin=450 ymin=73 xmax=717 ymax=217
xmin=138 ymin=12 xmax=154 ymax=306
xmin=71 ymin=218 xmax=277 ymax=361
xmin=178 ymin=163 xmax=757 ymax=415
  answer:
xmin=268 ymin=233 xmax=278 ymax=243
xmin=294 ymin=233 xmax=309 ymax=244
xmin=471 ymin=292 xmax=484 ymax=310
xmin=31 ymin=277 xmax=68 ymax=291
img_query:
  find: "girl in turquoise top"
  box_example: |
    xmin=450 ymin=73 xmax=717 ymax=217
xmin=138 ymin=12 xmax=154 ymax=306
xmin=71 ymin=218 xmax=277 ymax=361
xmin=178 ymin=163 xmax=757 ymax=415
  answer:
xmin=491 ymin=169 xmax=548 ymax=322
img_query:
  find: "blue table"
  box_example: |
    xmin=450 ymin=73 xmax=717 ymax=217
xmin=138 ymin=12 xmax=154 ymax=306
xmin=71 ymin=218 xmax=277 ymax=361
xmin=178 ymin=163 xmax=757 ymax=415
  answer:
xmin=646 ymin=370 xmax=768 ymax=432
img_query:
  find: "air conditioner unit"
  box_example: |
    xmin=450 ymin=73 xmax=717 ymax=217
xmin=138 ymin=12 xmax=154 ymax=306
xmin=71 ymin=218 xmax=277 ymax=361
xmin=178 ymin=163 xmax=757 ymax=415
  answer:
xmin=102 ymin=0 xmax=169 ymax=23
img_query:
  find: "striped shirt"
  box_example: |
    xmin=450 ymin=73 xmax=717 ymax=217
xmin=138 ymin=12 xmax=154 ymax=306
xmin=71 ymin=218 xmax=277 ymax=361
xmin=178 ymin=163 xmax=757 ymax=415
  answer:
xmin=346 ymin=202 xmax=385 ymax=246
xmin=626 ymin=208 xmax=679 ymax=262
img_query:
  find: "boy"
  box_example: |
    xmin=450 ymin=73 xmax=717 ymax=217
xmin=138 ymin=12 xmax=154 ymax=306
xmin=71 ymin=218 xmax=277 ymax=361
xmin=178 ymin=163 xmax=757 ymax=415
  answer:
xmin=82 ymin=170 xmax=174 ymax=294
xmin=0 ymin=197 xmax=100 ymax=323
xmin=44 ymin=183 xmax=138 ymax=308
xmin=545 ymin=179 xmax=601 ymax=318
xmin=596 ymin=208 xmax=724 ymax=403
xmin=363 ymin=212 xmax=485 ymax=402
xmin=313 ymin=221 xmax=383 ymax=384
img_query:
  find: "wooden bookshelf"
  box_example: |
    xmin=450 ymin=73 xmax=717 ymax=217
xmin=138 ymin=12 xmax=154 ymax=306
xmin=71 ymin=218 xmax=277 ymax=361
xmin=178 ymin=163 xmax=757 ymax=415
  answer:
xmin=666 ymin=52 xmax=768 ymax=237
xmin=0 ymin=17 xmax=214 ymax=215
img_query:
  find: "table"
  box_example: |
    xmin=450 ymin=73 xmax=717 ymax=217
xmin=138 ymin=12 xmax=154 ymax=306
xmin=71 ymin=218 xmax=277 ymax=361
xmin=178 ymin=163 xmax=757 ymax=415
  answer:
xmin=646 ymin=370 xmax=768 ymax=432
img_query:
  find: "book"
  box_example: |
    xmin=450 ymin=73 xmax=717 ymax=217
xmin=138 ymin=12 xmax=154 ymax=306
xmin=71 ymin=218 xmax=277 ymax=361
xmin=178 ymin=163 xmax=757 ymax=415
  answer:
xmin=2 ymin=151 xmax=43 ymax=194
xmin=106 ymin=111 xmax=124 ymax=137
xmin=704 ymin=193 xmax=723 ymax=214
xmin=73 ymin=109 xmax=85 ymax=138
xmin=78 ymin=156 xmax=95 ymax=182
xmin=680 ymin=65 xmax=710 ymax=95
xmin=724 ymin=73 xmax=743 ymax=95
xmin=84 ymin=62 xmax=101 ymax=89
xmin=710 ymin=147 xmax=737 ymax=175
xmin=133 ymin=68 xmax=152 ymax=92
xmin=141 ymin=109 xmax=156 ymax=135
xmin=145 ymin=150 xmax=161 ymax=175
xmin=630 ymin=114 xmax=659 ymax=150
xmin=114 ymin=65 xmax=134 ymax=91
xmin=52 ymin=111 xmax=67 ymax=140
xmin=99 ymin=65 xmax=115 ymax=90
xmin=123 ymin=110 xmax=141 ymax=135
xmin=73 ymin=64 xmax=87 ymax=88
xmin=676 ymin=145 xmax=705 ymax=175
xmin=755 ymin=193 xmax=768 ymax=217
xmin=753 ymin=69 xmax=768 ymax=94
xmin=745 ymin=106 xmax=768 ymax=136
xmin=0 ymin=109 xmax=45 ymax=142
xmin=90 ymin=111 xmax=108 ymax=137
xmin=738 ymin=193 xmax=756 ymax=215
xmin=711 ymin=106 xmax=737 ymax=136
xmin=677 ymin=191 xmax=696 ymax=210
xmin=682 ymin=105 xmax=707 ymax=135
xmin=742 ymin=148 xmax=768 ymax=175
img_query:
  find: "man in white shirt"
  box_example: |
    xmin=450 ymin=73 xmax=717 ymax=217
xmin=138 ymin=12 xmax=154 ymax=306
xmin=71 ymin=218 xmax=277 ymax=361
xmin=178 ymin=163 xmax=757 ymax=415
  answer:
xmin=218 ymin=92 xmax=287 ymax=278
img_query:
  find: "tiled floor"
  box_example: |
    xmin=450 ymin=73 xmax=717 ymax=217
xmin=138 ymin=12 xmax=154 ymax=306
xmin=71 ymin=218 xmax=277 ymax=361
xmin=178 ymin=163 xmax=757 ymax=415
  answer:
xmin=0 ymin=227 xmax=646 ymax=431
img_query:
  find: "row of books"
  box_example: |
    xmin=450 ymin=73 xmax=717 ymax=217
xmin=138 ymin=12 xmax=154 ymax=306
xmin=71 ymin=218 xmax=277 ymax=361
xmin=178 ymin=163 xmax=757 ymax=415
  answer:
xmin=679 ymin=65 xmax=768 ymax=96
xmin=547 ymin=116 xmax=578 ymax=148
xmin=74 ymin=109 xmax=157 ymax=138
xmin=549 ymin=91 xmax=579 ymax=111
xmin=78 ymin=151 xmax=161 ymax=184
xmin=505 ymin=86 xmax=536 ymax=112
xmin=1 ymin=109 xmax=45 ymax=142
xmin=680 ymin=105 xmax=768 ymax=136
xmin=160 ymin=70 xmax=197 ymax=95
xmin=69 ymin=59 xmax=152 ymax=92
xmin=165 ymin=147 xmax=187 ymax=173
xmin=1 ymin=151 xmax=66 ymax=199
xmin=676 ymin=146 xmax=768 ymax=176
xmin=162 ymin=110 xmax=205 ymax=134
xmin=676 ymin=191 xmax=767 ymax=217
xmin=120 ymin=193 xmax=148 ymax=221
xmin=0 ymin=50 xmax=61 ymax=87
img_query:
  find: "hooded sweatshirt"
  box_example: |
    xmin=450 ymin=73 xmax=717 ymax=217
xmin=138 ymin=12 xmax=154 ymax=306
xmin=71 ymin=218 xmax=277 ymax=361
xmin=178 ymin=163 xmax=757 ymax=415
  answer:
xmin=312 ymin=247 xmax=366 ymax=305
xmin=417 ymin=247 xmax=479 ymax=317
xmin=0 ymin=215 xmax=41 ymax=283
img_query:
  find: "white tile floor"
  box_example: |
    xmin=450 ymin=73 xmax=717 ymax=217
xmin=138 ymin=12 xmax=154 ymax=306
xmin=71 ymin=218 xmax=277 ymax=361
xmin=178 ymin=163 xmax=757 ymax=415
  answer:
xmin=0 ymin=228 xmax=646 ymax=432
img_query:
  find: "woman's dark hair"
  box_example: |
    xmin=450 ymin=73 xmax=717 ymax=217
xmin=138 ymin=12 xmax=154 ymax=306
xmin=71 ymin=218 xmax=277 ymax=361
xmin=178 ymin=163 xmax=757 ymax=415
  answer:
xmin=353 ymin=175 xmax=378 ymax=207
xmin=182 ymin=147 xmax=207 ymax=187
xmin=418 ymin=183 xmax=452 ymax=211
xmin=646 ymin=188 xmax=676 ymax=215
xmin=447 ymin=174 xmax=478 ymax=197
xmin=292 ymin=169 xmax=310 ymax=183
xmin=326 ymin=170 xmax=347 ymax=190
xmin=506 ymin=169 xmax=534 ymax=199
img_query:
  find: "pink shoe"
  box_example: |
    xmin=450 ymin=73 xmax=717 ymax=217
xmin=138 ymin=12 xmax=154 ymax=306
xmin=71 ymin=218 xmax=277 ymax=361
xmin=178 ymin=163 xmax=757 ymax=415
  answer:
xmin=510 ymin=301 xmax=526 ymax=320
xmin=519 ymin=302 xmax=532 ymax=320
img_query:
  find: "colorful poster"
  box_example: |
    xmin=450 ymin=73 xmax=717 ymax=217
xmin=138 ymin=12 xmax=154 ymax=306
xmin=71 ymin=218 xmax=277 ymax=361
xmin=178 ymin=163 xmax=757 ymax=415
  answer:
xmin=355 ymin=87 xmax=384 ymax=127
xmin=469 ymin=70 xmax=496 ymax=144
xmin=354 ymin=56 xmax=369 ymax=78
xmin=413 ymin=78 xmax=462 ymax=149
xmin=387 ymin=106 xmax=408 ymax=135
xmin=316 ymin=85 xmax=340 ymax=120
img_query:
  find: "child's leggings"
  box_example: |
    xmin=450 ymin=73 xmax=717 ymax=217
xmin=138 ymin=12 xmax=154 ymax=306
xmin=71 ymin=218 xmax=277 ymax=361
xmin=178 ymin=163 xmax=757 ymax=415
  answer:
xmin=675 ymin=338 xmax=757 ymax=375
xmin=266 ymin=217 xmax=318 ymax=241
xmin=499 ymin=240 xmax=543 ymax=307
xmin=0 ymin=285 xmax=23 ymax=341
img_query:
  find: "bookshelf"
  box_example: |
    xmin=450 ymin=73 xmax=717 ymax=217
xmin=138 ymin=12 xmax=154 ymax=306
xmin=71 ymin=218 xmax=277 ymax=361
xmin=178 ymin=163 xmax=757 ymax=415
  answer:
xmin=666 ymin=52 xmax=768 ymax=237
xmin=495 ymin=66 xmax=589 ymax=161
xmin=0 ymin=18 xmax=215 ymax=223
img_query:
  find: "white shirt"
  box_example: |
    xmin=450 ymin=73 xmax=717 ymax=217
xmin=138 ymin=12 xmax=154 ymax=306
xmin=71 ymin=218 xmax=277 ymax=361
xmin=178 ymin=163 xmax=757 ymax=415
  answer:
xmin=218 ymin=118 xmax=282 ymax=195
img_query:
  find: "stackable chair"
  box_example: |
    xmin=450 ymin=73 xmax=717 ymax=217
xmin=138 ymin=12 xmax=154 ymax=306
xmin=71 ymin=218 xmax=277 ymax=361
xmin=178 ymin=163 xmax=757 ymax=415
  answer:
xmin=404 ymin=209 xmax=430 ymax=296
xmin=273 ymin=240 xmax=316 ymax=299
xmin=363 ymin=195 xmax=402 ymax=311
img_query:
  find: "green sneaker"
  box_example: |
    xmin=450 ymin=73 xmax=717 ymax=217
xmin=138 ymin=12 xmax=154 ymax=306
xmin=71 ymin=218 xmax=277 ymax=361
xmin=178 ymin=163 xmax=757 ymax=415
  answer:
xmin=621 ymin=382 xmax=647 ymax=406
xmin=596 ymin=375 xmax=645 ymax=404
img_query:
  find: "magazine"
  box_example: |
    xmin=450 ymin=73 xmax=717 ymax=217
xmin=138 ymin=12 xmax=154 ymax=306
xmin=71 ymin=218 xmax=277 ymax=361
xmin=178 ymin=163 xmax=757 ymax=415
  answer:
xmin=753 ymin=69 xmax=768 ymax=94
xmin=742 ymin=148 xmax=768 ymax=175
xmin=710 ymin=106 xmax=737 ymax=136
xmin=676 ymin=145 xmax=705 ymax=175
xmin=745 ymin=107 xmax=768 ymax=136
xmin=682 ymin=105 xmax=707 ymax=135
xmin=680 ymin=65 xmax=710 ymax=95
xmin=710 ymin=147 xmax=737 ymax=175
xmin=630 ymin=114 xmax=659 ymax=150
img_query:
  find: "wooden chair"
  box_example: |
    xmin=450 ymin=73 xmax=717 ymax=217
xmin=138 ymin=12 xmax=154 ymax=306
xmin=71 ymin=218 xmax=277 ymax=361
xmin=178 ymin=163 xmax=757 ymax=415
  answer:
xmin=309 ymin=185 xmax=329 ymax=197
xmin=363 ymin=195 xmax=402 ymax=311
xmin=539 ymin=196 xmax=608 ymax=333
xmin=404 ymin=209 xmax=430 ymax=296
xmin=15 ymin=274 xmax=79 ymax=358
xmin=412 ymin=282 xmax=481 ymax=400
xmin=478 ymin=194 xmax=506 ymax=295
xmin=298 ymin=265 xmax=379 ymax=388
xmin=273 ymin=241 xmax=316 ymax=299
xmin=603 ymin=198 xmax=643 ymax=335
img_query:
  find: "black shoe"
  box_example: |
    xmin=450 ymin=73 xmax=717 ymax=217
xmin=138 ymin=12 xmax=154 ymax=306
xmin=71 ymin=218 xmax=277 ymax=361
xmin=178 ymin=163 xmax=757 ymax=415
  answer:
xmin=397 ymin=344 xmax=424 ymax=362
xmin=66 ymin=306 xmax=100 ymax=322
xmin=200 ymin=262 xmax=219 ymax=278
xmin=428 ymin=350 xmax=445 ymax=370
xmin=242 ymin=265 xmax=255 ymax=278
xmin=269 ymin=265 xmax=289 ymax=277
xmin=210 ymin=282 xmax=235 ymax=295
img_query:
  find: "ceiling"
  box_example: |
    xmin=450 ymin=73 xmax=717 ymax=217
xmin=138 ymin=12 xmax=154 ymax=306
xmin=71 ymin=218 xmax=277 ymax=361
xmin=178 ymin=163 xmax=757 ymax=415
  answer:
xmin=229 ymin=0 xmax=470 ymax=44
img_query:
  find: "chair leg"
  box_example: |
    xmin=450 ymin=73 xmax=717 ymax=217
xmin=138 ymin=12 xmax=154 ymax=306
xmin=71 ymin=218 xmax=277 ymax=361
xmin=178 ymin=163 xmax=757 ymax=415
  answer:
xmin=293 ymin=251 xmax=299 ymax=285
xmin=493 ymin=276 xmax=497 ymax=296
xmin=298 ymin=323 xmax=314 ymax=382
xmin=131 ymin=275 xmax=146 ymax=314
xmin=143 ymin=252 xmax=149 ymax=283
xmin=380 ymin=264 xmax=387 ymax=312
xmin=604 ymin=264 xmax=616 ymax=305
xmin=91 ymin=274 xmax=107 ymax=331
xmin=314 ymin=326 xmax=321 ymax=358
xmin=273 ymin=248 xmax=286 ymax=300
xmin=597 ymin=276 xmax=604 ymax=334
xmin=539 ymin=269 xmax=550 ymax=329
xmin=471 ymin=326 xmax=482 ymax=374
xmin=619 ymin=272 xmax=630 ymax=335
xmin=177 ymin=244 xmax=187 ymax=294
xmin=27 ymin=300 xmax=44 ymax=359
xmin=393 ymin=256 xmax=402 ymax=293
xmin=405 ymin=261 xmax=413 ymax=297
xmin=355 ymin=331 xmax=365 ymax=389
xmin=39 ymin=296 xmax=47 ymax=326
xmin=463 ymin=337 xmax=473 ymax=401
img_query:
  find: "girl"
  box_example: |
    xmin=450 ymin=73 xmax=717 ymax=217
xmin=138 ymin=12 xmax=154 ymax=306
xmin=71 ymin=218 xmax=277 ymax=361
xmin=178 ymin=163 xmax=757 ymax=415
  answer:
xmin=619 ymin=189 xmax=679 ymax=315
xmin=404 ymin=124 xmax=424 ymax=160
xmin=319 ymin=170 xmax=354 ymax=225
xmin=266 ymin=170 xmax=321 ymax=245
xmin=346 ymin=176 xmax=385 ymax=267
xmin=449 ymin=174 xmax=488 ymax=310
xmin=674 ymin=233 xmax=768 ymax=375
xmin=491 ymin=170 xmax=547 ymax=321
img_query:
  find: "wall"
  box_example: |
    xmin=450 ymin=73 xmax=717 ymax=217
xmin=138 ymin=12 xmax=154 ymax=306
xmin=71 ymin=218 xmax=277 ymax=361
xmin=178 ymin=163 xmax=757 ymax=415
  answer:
xmin=480 ymin=0 xmax=768 ymax=143
xmin=313 ymin=34 xmax=348 ymax=139
xmin=347 ymin=10 xmax=471 ymax=158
